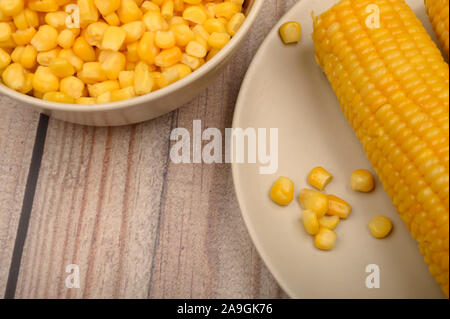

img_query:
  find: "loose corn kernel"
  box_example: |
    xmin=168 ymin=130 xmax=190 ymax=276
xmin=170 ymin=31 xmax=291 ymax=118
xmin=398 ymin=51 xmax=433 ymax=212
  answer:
xmin=0 ymin=36 xmax=15 ymax=48
xmin=302 ymin=210 xmax=320 ymax=235
xmin=227 ymin=12 xmax=244 ymax=36
xmin=182 ymin=6 xmax=207 ymax=24
xmin=327 ymin=195 xmax=352 ymax=219
xmin=170 ymin=63 xmax=191 ymax=79
xmin=110 ymin=86 xmax=135 ymax=101
xmin=126 ymin=41 xmax=139 ymax=62
xmin=87 ymin=80 xmax=120 ymax=97
xmin=141 ymin=1 xmax=161 ymax=12
xmin=185 ymin=40 xmax=206 ymax=58
xmin=78 ymin=61 xmax=106 ymax=84
xmin=161 ymin=0 xmax=174 ymax=19
xmin=299 ymin=188 xmax=329 ymax=218
xmin=2 ymin=62 xmax=24 ymax=90
xmin=270 ymin=177 xmax=294 ymax=206
xmin=118 ymin=0 xmax=143 ymax=23
xmin=279 ymin=21 xmax=302 ymax=44
xmin=19 ymin=72 xmax=33 ymax=94
xmin=157 ymin=66 xmax=179 ymax=87
xmin=142 ymin=10 xmax=165 ymax=31
xmin=170 ymin=23 xmax=194 ymax=46
xmin=118 ymin=70 xmax=134 ymax=88
xmin=32 ymin=66 xmax=59 ymax=93
xmin=73 ymin=37 xmax=96 ymax=62
xmin=155 ymin=30 xmax=176 ymax=49
xmin=76 ymin=97 xmax=96 ymax=104
xmin=206 ymin=48 xmax=219 ymax=61
xmin=369 ymin=216 xmax=393 ymax=239
xmin=85 ymin=22 xmax=108 ymax=47
xmin=20 ymin=44 xmax=37 ymax=69
xmin=10 ymin=45 xmax=23 ymax=62
xmin=12 ymin=27 xmax=36 ymax=46
xmin=43 ymin=91 xmax=74 ymax=103
xmin=57 ymin=29 xmax=75 ymax=49
xmin=49 ymin=57 xmax=75 ymax=78
xmin=308 ymin=166 xmax=333 ymax=191
xmin=44 ymin=11 xmax=68 ymax=29
xmin=103 ymin=12 xmax=121 ymax=26
xmin=205 ymin=3 xmax=216 ymax=18
xmin=134 ymin=61 xmax=154 ymax=95
xmin=154 ymin=46 xmax=181 ymax=67
xmin=36 ymin=47 xmax=59 ymax=66
xmin=60 ymin=76 xmax=85 ymax=99
xmin=30 ymin=24 xmax=58 ymax=51
xmin=183 ymin=0 xmax=202 ymax=4
xmin=102 ymin=26 xmax=126 ymax=51
xmin=94 ymin=0 xmax=120 ymax=16
xmin=215 ymin=2 xmax=241 ymax=20
xmin=350 ymin=169 xmax=375 ymax=192
xmin=314 ymin=228 xmax=337 ymax=251
xmin=79 ymin=0 xmax=99 ymax=26
xmin=58 ymin=49 xmax=83 ymax=71
xmin=122 ymin=21 xmax=145 ymax=43
xmin=208 ymin=32 xmax=230 ymax=49
xmin=318 ymin=215 xmax=340 ymax=230
xmin=101 ymin=51 xmax=125 ymax=80
xmin=169 ymin=16 xmax=187 ymax=26
xmin=96 ymin=90 xmax=110 ymax=103
xmin=137 ymin=31 xmax=160 ymax=64
xmin=0 ymin=22 xmax=11 ymax=42
xmin=0 ymin=47 xmax=11 ymax=68
xmin=0 ymin=0 xmax=24 ymax=17
xmin=181 ymin=53 xmax=201 ymax=69
xmin=192 ymin=24 xmax=209 ymax=42
xmin=204 ymin=18 xmax=226 ymax=34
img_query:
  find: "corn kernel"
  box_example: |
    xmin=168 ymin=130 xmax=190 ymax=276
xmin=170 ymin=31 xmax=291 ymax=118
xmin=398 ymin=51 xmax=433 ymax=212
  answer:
xmin=208 ymin=31 xmax=230 ymax=49
xmin=185 ymin=40 xmax=206 ymax=58
xmin=94 ymin=0 xmax=120 ymax=16
xmin=191 ymin=24 xmax=209 ymax=42
xmin=170 ymin=23 xmax=194 ymax=46
xmin=141 ymin=1 xmax=161 ymax=13
xmin=102 ymin=26 xmax=126 ymax=51
xmin=206 ymin=47 xmax=218 ymax=61
xmin=118 ymin=70 xmax=134 ymax=88
xmin=2 ymin=62 xmax=24 ymax=90
xmin=79 ymin=0 xmax=99 ymax=26
xmin=110 ymin=86 xmax=135 ymax=101
xmin=182 ymin=6 xmax=207 ymax=24
xmin=60 ymin=76 xmax=85 ymax=99
xmin=170 ymin=63 xmax=191 ymax=79
xmin=308 ymin=166 xmax=333 ymax=191
xmin=369 ymin=216 xmax=393 ymax=239
xmin=156 ymin=66 xmax=179 ymax=87
xmin=137 ymin=31 xmax=160 ymax=64
xmin=279 ymin=21 xmax=302 ymax=44
xmin=73 ymin=36 xmax=96 ymax=62
xmin=49 ymin=57 xmax=75 ymax=78
xmin=31 ymin=24 xmax=57 ymax=51
xmin=161 ymin=0 xmax=174 ymax=19
xmin=215 ymin=2 xmax=241 ymax=20
xmin=19 ymin=72 xmax=33 ymax=94
xmin=58 ymin=49 xmax=84 ymax=71
xmin=45 ymin=11 xmax=68 ymax=29
xmin=12 ymin=27 xmax=36 ymax=46
xmin=103 ymin=12 xmax=121 ymax=26
xmin=57 ymin=29 xmax=76 ymax=49
xmin=28 ymin=0 xmax=59 ymax=12
xmin=118 ymin=0 xmax=143 ymax=24
xmin=76 ymin=97 xmax=96 ymax=104
xmin=126 ymin=41 xmax=139 ymax=62
xmin=10 ymin=45 xmax=23 ymax=62
xmin=181 ymin=53 xmax=201 ymax=70
xmin=318 ymin=215 xmax=340 ymax=230
xmin=78 ymin=61 xmax=106 ymax=84
xmin=299 ymin=188 xmax=329 ymax=218
xmin=183 ymin=0 xmax=202 ymax=4
xmin=327 ymin=195 xmax=352 ymax=219
xmin=36 ymin=47 xmax=60 ymax=66
xmin=314 ymin=228 xmax=337 ymax=251
xmin=87 ymin=80 xmax=120 ymax=97
xmin=101 ymin=51 xmax=126 ymax=80
xmin=32 ymin=65 xmax=59 ymax=93
xmin=0 ymin=22 xmax=12 ymax=42
xmin=133 ymin=61 xmax=153 ymax=95
xmin=155 ymin=30 xmax=176 ymax=49
xmin=122 ymin=21 xmax=145 ymax=43
xmin=142 ymin=10 xmax=165 ymax=32
xmin=204 ymin=18 xmax=226 ymax=34
xmin=96 ymin=90 xmax=111 ymax=103
xmin=154 ymin=46 xmax=181 ymax=67
xmin=0 ymin=47 xmax=11 ymax=68
xmin=20 ymin=44 xmax=37 ymax=69
xmin=351 ymin=169 xmax=375 ymax=192
xmin=270 ymin=177 xmax=294 ymax=206
xmin=169 ymin=16 xmax=187 ymax=26
xmin=0 ymin=0 xmax=24 ymax=17
xmin=302 ymin=210 xmax=320 ymax=235
xmin=43 ymin=91 xmax=74 ymax=103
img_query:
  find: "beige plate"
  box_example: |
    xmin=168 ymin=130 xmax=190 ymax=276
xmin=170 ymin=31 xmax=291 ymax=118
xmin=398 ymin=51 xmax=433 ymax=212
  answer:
xmin=232 ymin=0 xmax=445 ymax=299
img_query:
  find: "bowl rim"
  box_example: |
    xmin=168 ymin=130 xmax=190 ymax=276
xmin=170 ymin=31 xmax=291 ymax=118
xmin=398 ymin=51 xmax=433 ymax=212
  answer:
xmin=0 ymin=0 xmax=264 ymax=113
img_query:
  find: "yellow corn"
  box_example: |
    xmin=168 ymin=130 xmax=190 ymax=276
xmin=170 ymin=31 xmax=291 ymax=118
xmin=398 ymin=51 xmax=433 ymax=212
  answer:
xmin=44 ymin=11 xmax=68 ymax=29
xmin=13 ymin=9 xmax=39 ymax=30
xmin=19 ymin=72 xmax=33 ymax=94
xmin=161 ymin=0 xmax=174 ymax=19
xmin=350 ymin=169 xmax=375 ymax=192
xmin=118 ymin=0 xmax=143 ymax=23
xmin=170 ymin=63 xmax=191 ymax=79
xmin=0 ymin=21 xmax=11 ymax=42
xmin=308 ymin=167 xmax=333 ymax=191
xmin=121 ymin=21 xmax=145 ymax=43
xmin=73 ymin=36 xmax=96 ymax=62
xmin=110 ymin=86 xmax=135 ymax=101
xmin=181 ymin=53 xmax=201 ymax=70
xmin=96 ymin=91 xmax=111 ymax=103
xmin=314 ymin=228 xmax=337 ymax=251
xmin=313 ymin=0 xmax=449 ymax=296
xmin=27 ymin=0 xmax=59 ymax=13
xmin=32 ymin=65 xmax=59 ymax=93
xmin=182 ymin=6 xmax=207 ymax=24
xmin=215 ymin=1 xmax=241 ymax=20
xmin=0 ymin=47 xmax=11 ymax=68
xmin=270 ymin=177 xmax=294 ymax=206
xmin=207 ymin=31 xmax=230 ymax=49
xmin=204 ymin=18 xmax=226 ymax=34
xmin=142 ymin=10 xmax=165 ymax=31
xmin=102 ymin=26 xmax=126 ymax=51
xmin=185 ymin=40 xmax=207 ymax=58
xmin=299 ymin=188 xmax=329 ymax=218
xmin=43 ymin=91 xmax=74 ymax=103
xmin=49 ymin=57 xmax=75 ymax=78
xmin=60 ymin=76 xmax=85 ymax=99
xmin=57 ymin=29 xmax=75 ymax=49
xmin=103 ymin=12 xmax=121 ymax=26
xmin=171 ymin=23 xmax=194 ymax=46
xmin=2 ymin=62 xmax=24 ymax=90
xmin=154 ymin=46 xmax=181 ymax=67
xmin=227 ymin=12 xmax=245 ymax=36
xmin=118 ymin=70 xmax=134 ymax=88
xmin=0 ymin=0 xmax=24 ymax=17
xmin=101 ymin=51 xmax=126 ymax=80
xmin=30 ymin=24 xmax=58 ymax=51
xmin=327 ymin=195 xmax=352 ymax=219
xmin=76 ymin=97 xmax=96 ymax=104
xmin=155 ymin=30 xmax=176 ymax=49
xmin=94 ymin=0 xmax=120 ymax=16
xmin=84 ymin=21 xmax=108 ymax=47
xmin=425 ymin=0 xmax=449 ymax=58
xmin=137 ymin=31 xmax=160 ymax=64
xmin=58 ymin=48 xmax=84 ymax=71
xmin=87 ymin=80 xmax=120 ymax=97
xmin=369 ymin=216 xmax=393 ymax=239
xmin=279 ymin=21 xmax=302 ymax=44
xmin=319 ymin=215 xmax=340 ymax=230
xmin=20 ymin=44 xmax=37 ymax=69
xmin=78 ymin=61 xmax=106 ymax=83
xmin=36 ymin=47 xmax=60 ymax=66
xmin=134 ymin=61 xmax=154 ymax=95
xmin=79 ymin=0 xmax=99 ymax=26
xmin=302 ymin=210 xmax=320 ymax=235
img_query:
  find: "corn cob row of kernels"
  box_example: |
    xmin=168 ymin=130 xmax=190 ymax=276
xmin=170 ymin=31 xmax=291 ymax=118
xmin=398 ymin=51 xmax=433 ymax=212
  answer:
xmin=425 ymin=0 xmax=449 ymax=58
xmin=313 ymin=0 xmax=449 ymax=297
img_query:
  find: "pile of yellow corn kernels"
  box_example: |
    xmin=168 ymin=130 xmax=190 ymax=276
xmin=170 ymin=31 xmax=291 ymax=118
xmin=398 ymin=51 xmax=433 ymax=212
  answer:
xmin=0 ymin=0 xmax=246 ymax=104
xmin=270 ymin=167 xmax=393 ymax=251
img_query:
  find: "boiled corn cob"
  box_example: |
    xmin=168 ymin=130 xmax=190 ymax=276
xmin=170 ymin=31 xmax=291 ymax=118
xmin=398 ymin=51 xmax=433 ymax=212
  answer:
xmin=425 ymin=0 xmax=449 ymax=58
xmin=313 ymin=0 xmax=449 ymax=297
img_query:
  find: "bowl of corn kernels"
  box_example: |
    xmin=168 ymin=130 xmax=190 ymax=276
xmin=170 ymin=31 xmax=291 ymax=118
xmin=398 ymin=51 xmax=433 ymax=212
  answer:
xmin=0 ymin=0 xmax=263 ymax=126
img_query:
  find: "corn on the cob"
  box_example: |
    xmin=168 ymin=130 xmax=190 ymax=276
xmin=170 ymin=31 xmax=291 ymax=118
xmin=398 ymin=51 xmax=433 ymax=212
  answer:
xmin=313 ymin=0 xmax=449 ymax=297
xmin=425 ymin=0 xmax=449 ymax=58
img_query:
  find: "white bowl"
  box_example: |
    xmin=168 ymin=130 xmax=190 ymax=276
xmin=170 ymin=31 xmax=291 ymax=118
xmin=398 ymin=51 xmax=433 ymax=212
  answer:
xmin=0 ymin=0 xmax=263 ymax=126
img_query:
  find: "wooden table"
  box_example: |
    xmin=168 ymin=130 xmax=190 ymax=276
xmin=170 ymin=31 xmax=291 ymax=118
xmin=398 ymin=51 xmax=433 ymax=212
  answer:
xmin=0 ymin=0 xmax=295 ymax=299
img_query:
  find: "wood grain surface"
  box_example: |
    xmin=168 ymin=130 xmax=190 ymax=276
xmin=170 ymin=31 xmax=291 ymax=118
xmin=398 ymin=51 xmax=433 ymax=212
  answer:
xmin=0 ymin=0 xmax=296 ymax=299
xmin=0 ymin=97 xmax=39 ymax=297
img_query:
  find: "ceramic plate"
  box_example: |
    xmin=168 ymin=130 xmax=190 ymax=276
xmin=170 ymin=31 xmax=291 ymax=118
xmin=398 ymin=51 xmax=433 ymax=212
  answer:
xmin=232 ymin=0 xmax=445 ymax=298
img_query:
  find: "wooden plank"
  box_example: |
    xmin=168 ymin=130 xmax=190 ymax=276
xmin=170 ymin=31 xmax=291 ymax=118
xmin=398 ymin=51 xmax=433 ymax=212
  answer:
xmin=0 ymin=96 xmax=39 ymax=297
xmin=14 ymin=0 xmax=294 ymax=298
